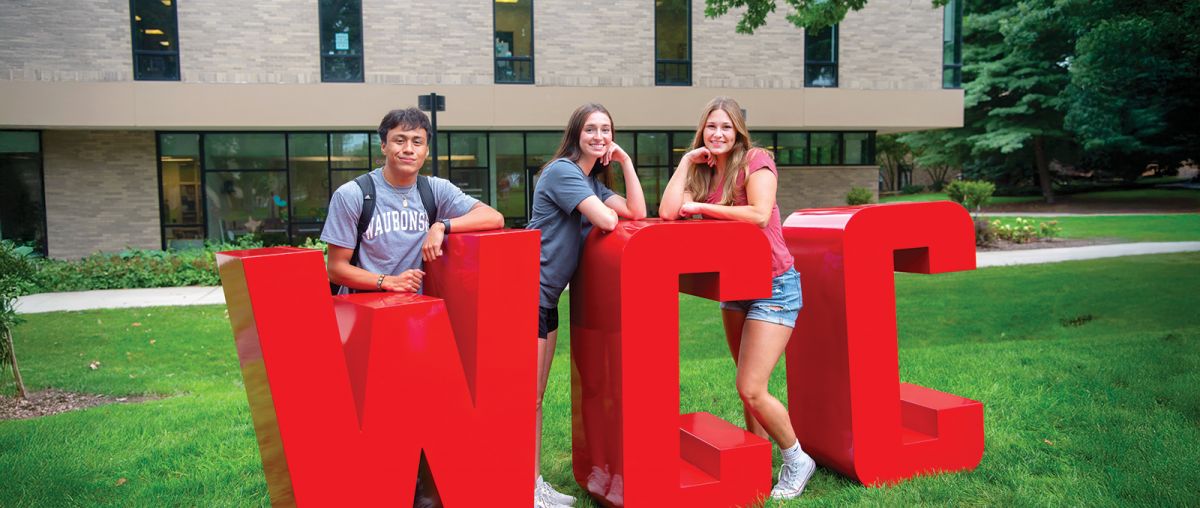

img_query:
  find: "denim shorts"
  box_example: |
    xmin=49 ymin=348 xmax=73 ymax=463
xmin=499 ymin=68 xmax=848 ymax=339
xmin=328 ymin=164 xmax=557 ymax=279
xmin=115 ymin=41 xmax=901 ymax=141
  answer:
xmin=720 ymin=267 xmax=802 ymax=327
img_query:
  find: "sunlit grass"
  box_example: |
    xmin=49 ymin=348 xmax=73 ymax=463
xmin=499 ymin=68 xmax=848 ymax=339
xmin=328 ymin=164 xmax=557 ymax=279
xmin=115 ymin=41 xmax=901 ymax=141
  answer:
xmin=2 ymin=253 xmax=1198 ymax=506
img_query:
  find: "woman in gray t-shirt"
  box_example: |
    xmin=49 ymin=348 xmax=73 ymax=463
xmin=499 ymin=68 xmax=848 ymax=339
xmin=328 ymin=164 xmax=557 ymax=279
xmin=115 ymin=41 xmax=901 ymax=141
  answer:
xmin=525 ymin=103 xmax=646 ymax=507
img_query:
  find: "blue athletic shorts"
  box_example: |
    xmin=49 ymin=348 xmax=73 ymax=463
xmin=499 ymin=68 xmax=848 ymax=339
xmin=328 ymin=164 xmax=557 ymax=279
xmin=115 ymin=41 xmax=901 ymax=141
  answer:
xmin=719 ymin=267 xmax=801 ymax=327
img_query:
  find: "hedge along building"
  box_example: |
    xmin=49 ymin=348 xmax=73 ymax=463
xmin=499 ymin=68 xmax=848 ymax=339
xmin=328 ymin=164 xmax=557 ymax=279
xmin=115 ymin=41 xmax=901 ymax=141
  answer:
xmin=0 ymin=0 xmax=963 ymax=260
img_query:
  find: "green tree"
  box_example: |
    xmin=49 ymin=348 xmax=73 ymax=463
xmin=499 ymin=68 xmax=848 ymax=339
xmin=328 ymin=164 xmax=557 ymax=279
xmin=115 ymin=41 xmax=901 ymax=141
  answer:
xmin=0 ymin=241 xmax=34 ymax=399
xmin=1064 ymin=1 xmax=1200 ymax=179
xmin=705 ymin=0 xmax=946 ymax=33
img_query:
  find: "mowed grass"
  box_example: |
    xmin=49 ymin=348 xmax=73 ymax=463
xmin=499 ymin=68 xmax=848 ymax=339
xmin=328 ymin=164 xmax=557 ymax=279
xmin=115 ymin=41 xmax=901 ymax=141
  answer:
xmin=1002 ymin=214 xmax=1200 ymax=242
xmin=2 ymin=253 xmax=1199 ymax=506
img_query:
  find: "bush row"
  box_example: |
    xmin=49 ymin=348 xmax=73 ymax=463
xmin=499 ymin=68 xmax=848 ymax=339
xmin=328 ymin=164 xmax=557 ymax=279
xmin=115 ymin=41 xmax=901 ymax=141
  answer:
xmin=2 ymin=236 xmax=329 ymax=295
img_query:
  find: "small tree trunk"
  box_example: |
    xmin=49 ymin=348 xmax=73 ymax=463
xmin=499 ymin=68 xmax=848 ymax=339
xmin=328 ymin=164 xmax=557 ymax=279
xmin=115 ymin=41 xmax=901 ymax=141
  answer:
xmin=1033 ymin=136 xmax=1055 ymax=204
xmin=3 ymin=328 xmax=26 ymax=399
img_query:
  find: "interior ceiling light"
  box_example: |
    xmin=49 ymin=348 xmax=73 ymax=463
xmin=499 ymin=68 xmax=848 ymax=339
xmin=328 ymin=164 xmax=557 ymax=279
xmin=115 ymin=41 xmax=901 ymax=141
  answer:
xmin=135 ymin=15 xmax=142 ymax=21
xmin=161 ymin=0 xmax=172 ymax=5
xmin=160 ymin=41 xmax=170 ymax=46
xmin=144 ymin=28 xmax=164 ymax=35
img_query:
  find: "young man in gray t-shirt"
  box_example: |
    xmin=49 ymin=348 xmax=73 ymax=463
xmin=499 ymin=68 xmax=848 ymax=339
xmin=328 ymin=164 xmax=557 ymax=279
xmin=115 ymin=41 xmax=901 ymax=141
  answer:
xmin=322 ymin=107 xmax=503 ymax=293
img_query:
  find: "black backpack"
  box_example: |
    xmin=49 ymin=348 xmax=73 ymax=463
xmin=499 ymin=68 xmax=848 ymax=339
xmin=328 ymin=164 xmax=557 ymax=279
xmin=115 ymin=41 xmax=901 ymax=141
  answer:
xmin=329 ymin=173 xmax=438 ymax=295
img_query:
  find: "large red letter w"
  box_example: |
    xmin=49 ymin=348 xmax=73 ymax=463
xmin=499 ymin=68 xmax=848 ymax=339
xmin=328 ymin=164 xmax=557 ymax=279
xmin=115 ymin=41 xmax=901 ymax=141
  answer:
xmin=217 ymin=230 xmax=539 ymax=506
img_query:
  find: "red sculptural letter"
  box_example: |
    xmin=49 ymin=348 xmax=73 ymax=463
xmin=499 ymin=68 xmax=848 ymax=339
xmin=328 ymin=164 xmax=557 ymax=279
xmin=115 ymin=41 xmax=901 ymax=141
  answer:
xmin=216 ymin=230 xmax=539 ymax=506
xmin=782 ymin=202 xmax=984 ymax=485
xmin=571 ymin=220 xmax=775 ymax=508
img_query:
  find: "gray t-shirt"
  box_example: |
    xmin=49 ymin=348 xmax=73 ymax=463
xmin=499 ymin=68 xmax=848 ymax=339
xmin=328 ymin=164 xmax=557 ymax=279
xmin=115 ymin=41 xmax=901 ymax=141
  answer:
xmin=526 ymin=158 xmax=616 ymax=308
xmin=321 ymin=168 xmax=479 ymax=294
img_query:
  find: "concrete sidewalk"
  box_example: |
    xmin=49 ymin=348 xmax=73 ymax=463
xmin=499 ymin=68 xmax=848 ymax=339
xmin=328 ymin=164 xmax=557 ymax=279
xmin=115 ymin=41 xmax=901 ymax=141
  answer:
xmin=14 ymin=241 xmax=1200 ymax=314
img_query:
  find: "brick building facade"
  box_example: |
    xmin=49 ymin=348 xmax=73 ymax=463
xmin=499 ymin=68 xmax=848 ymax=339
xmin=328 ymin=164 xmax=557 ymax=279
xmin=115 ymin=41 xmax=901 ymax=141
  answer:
xmin=0 ymin=0 xmax=963 ymax=258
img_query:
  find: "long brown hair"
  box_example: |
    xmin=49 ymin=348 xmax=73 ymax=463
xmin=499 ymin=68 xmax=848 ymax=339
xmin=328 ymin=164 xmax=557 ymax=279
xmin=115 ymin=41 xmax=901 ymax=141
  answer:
xmin=685 ymin=97 xmax=763 ymax=206
xmin=543 ymin=103 xmax=616 ymax=189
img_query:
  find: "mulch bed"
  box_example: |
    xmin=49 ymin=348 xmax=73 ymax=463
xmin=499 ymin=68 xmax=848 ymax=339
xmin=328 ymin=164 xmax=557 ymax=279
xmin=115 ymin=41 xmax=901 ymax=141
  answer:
xmin=0 ymin=389 xmax=160 ymax=421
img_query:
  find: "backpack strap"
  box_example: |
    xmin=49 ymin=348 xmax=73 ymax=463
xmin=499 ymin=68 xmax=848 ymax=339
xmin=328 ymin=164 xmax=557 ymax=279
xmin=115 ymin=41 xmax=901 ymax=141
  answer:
xmin=350 ymin=173 xmax=377 ymax=267
xmin=416 ymin=175 xmax=437 ymax=226
xmin=330 ymin=172 xmax=377 ymax=295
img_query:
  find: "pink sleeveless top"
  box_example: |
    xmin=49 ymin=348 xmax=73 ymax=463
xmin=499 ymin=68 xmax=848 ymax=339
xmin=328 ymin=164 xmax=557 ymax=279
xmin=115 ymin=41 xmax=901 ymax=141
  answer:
xmin=704 ymin=149 xmax=794 ymax=277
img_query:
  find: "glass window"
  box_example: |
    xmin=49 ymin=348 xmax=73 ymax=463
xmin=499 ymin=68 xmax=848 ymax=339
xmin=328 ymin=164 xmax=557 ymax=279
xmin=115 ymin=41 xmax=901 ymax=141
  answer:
xmin=319 ymin=0 xmax=364 ymax=82
xmin=489 ymin=133 xmax=526 ymax=226
xmin=205 ymin=134 xmax=286 ymax=170
xmin=751 ymin=132 xmax=775 ymax=154
xmin=636 ymin=133 xmax=669 ymax=168
xmin=130 ymin=0 xmax=180 ymax=80
xmin=494 ymin=0 xmax=534 ymax=84
xmin=330 ymin=132 xmax=369 ymax=169
xmin=655 ymin=0 xmax=691 ymax=86
xmin=670 ymin=131 xmax=695 ymax=167
xmin=205 ymin=171 xmax=289 ymax=246
xmin=0 ymin=131 xmax=45 ymax=253
xmin=330 ymin=169 xmax=360 ymax=193
xmin=449 ymin=133 xmax=489 ymax=203
xmin=289 ymin=133 xmax=331 ymax=223
xmin=776 ymin=133 xmax=808 ymax=165
xmin=420 ymin=132 xmax=448 ymax=176
xmin=844 ymin=133 xmax=871 ymax=165
xmin=524 ymin=132 xmax=560 ymax=215
xmin=943 ymin=0 xmax=963 ymax=88
xmin=810 ymin=133 xmax=841 ymax=165
xmin=159 ymin=133 xmax=201 ymax=225
xmin=805 ymin=24 xmax=838 ymax=87
xmin=370 ymin=133 xmax=384 ymax=169
xmin=608 ymin=132 xmax=636 ymax=195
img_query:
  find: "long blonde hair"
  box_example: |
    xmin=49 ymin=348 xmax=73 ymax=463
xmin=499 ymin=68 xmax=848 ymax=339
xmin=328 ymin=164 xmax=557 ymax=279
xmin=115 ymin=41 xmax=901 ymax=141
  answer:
xmin=684 ymin=97 xmax=762 ymax=206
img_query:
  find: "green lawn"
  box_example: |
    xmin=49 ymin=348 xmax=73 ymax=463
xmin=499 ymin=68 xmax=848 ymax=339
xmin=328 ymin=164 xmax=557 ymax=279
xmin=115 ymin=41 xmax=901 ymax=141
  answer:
xmin=1020 ymin=214 xmax=1200 ymax=242
xmin=879 ymin=192 xmax=1038 ymax=205
xmin=881 ymin=188 xmax=1200 ymax=207
xmin=3 ymin=253 xmax=1199 ymax=506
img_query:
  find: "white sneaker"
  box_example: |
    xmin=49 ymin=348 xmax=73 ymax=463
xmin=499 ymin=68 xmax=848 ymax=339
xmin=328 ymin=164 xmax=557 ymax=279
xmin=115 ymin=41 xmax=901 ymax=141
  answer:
xmin=770 ymin=453 xmax=816 ymax=500
xmin=604 ymin=473 xmax=623 ymax=506
xmin=537 ymin=475 xmax=576 ymax=505
xmin=586 ymin=465 xmax=611 ymax=497
xmin=535 ymin=483 xmax=573 ymax=508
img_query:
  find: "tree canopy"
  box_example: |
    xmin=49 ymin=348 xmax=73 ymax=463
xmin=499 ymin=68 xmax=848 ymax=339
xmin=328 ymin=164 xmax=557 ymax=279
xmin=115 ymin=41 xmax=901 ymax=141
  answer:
xmin=706 ymin=0 xmax=1200 ymax=200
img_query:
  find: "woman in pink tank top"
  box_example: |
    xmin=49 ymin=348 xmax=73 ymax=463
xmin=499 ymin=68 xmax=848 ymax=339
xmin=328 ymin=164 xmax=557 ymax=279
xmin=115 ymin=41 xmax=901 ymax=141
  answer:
xmin=659 ymin=97 xmax=816 ymax=500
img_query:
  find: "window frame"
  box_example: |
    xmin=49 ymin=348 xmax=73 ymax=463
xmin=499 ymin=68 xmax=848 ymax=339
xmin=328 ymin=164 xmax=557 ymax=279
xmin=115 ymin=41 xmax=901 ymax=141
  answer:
xmin=654 ymin=0 xmax=692 ymax=87
xmin=492 ymin=0 xmax=535 ymax=85
xmin=318 ymin=0 xmax=365 ymax=83
xmin=804 ymin=24 xmax=839 ymax=88
xmin=0 ymin=130 xmax=47 ymax=254
xmin=942 ymin=0 xmax=964 ymax=89
xmin=129 ymin=0 xmax=181 ymax=81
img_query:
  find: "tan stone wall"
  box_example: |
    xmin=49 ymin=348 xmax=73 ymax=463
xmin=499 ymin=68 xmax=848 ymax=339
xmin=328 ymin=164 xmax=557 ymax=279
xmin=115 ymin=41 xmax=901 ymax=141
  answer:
xmin=535 ymin=0 xmax=653 ymax=87
xmin=177 ymin=0 xmax=320 ymax=84
xmin=777 ymin=165 xmax=880 ymax=213
xmin=692 ymin=4 xmax=807 ymax=89
xmin=43 ymin=130 xmax=160 ymax=259
xmin=362 ymin=0 xmax=492 ymax=85
xmin=0 ymin=0 xmax=132 ymax=81
xmin=841 ymin=0 xmax=944 ymax=90
xmin=0 ymin=0 xmax=949 ymax=91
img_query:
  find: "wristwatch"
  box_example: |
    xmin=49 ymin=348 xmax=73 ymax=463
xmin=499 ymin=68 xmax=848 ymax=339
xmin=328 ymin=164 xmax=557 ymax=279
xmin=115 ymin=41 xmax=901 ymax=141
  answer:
xmin=440 ymin=218 xmax=452 ymax=234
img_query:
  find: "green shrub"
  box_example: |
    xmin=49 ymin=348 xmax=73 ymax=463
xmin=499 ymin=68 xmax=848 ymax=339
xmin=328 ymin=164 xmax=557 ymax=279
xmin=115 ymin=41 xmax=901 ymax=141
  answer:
xmin=27 ymin=234 xmax=267 ymax=294
xmin=901 ymin=184 xmax=925 ymax=195
xmin=846 ymin=187 xmax=875 ymax=205
xmin=946 ymin=180 xmax=996 ymax=214
xmin=990 ymin=218 xmax=1062 ymax=244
